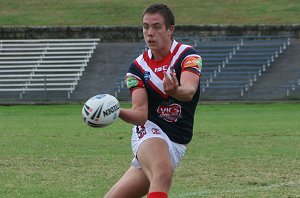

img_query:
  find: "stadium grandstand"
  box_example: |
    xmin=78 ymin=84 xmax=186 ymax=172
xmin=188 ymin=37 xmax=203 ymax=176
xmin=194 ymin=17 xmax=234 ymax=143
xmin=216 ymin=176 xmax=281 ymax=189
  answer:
xmin=0 ymin=39 xmax=99 ymax=101
xmin=0 ymin=35 xmax=300 ymax=102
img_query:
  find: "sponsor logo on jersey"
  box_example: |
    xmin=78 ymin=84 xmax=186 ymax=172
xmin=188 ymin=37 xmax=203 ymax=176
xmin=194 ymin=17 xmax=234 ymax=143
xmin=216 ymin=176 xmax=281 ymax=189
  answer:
xmin=157 ymin=103 xmax=182 ymax=122
xmin=154 ymin=65 xmax=168 ymax=73
xmin=183 ymin=56 xmax=202 ymax=69
xmin=126 ymin=76 xmax=138 ymax=89
xmin=197 ymin=58 xmax=202 ymax=71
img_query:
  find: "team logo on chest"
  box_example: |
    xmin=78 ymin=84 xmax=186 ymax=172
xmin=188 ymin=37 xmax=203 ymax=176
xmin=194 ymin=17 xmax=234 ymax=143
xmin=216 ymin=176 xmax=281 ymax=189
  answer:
xmin=157 ymin=103 xmax=182 ymax=122
xmin=144 ymin=71 xmax=151 ymax=82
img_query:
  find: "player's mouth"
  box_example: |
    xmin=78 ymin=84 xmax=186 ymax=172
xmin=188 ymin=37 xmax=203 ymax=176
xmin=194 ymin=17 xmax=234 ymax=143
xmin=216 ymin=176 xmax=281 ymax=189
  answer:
xmin=147 ymin=40 xmax=156 ymax=45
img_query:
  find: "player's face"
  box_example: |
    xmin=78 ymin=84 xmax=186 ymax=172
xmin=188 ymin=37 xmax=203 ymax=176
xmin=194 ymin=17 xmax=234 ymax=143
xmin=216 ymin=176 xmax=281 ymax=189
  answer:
xmin=143 ymin=13 xmax=174 ymax=57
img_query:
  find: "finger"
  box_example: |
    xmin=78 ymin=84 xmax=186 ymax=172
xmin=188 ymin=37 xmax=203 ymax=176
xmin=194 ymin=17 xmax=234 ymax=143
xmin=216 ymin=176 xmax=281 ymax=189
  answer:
xmin=171 ymin=72 xmax=177 ymax=82
xmin=170 ymin=72 xmax=178 ymax=86
xmin=163 ymin=72 xmax=172 ymax=83
xmin=163 ymin=72 xmax=169 ymax=89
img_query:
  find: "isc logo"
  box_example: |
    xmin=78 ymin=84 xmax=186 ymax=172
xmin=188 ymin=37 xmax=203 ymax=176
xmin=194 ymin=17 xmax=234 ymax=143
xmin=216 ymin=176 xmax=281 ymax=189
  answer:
xmin=154 ymin=65 xmax=168 ymax=73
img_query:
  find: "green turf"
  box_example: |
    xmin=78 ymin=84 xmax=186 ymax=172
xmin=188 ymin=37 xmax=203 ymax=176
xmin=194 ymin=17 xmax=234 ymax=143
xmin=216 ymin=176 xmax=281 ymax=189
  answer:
xmin=0 ymin=103 xmax=299 ymax=197
xmin=0 ymin=0 xmax=299 ymax=26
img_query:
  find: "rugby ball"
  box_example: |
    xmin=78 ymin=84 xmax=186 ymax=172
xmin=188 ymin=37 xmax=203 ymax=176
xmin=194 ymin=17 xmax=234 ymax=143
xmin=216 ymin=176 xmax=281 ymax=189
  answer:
xmin=82 ymin=94 xmax=120 ymax=128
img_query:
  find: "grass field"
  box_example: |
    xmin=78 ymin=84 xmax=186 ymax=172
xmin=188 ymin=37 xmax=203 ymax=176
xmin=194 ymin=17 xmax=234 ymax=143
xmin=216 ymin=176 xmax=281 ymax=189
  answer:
xmin=0 ymin=0 xmax=300 ymax=26
xmin=0 ymin=0 xmax=299 ymax=197
xmin=0 ymin=102 xmax=299 ymax=197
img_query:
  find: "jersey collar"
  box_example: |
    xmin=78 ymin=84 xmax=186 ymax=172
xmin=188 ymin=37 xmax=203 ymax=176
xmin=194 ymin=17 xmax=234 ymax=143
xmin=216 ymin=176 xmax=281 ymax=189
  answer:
xmin=148 ymin=40 xmax=178 ymax=59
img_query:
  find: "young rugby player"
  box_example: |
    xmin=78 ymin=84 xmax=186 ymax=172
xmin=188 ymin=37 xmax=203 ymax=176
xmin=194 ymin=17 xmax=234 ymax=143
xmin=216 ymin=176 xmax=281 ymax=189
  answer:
xmin=105 ymin=3 xmax=202 ymax=198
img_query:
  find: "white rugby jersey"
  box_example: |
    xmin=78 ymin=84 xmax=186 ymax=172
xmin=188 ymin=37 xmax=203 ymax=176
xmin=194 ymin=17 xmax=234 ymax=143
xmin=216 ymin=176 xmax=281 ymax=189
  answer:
xmin=125 ymin=40 xmax=201 ymax=144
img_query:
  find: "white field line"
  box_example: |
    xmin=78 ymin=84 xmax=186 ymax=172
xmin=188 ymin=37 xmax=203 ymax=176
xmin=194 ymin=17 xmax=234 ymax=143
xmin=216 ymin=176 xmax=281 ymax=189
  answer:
xmin=172 ymin=180 xmax=300 ymax=197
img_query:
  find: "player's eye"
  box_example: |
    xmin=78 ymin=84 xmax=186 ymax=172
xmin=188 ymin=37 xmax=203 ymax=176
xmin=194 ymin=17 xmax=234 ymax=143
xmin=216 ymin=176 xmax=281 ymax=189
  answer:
xmin=153 ymin=24 xmax=161 ymax=30
xmin=143 ymin=24 xmax=149 ymax=30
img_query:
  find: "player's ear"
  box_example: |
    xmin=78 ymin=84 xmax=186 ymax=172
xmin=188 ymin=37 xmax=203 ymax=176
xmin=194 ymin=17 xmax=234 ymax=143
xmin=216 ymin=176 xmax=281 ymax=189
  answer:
xmin=168 ymin=25 xmax=175 ymax=36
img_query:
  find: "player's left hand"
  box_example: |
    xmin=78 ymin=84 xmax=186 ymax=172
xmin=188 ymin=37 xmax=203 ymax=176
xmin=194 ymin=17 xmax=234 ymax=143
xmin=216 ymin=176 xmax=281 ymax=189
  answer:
xmin=163 ymin=72 xmax=179 ymax=95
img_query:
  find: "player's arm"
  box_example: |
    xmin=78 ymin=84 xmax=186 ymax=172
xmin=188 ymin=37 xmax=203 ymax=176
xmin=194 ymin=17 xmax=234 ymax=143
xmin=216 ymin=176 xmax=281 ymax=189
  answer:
xmin=164 ymin=55 xmax=201 ymax=102
xmin=119 ymin=88 xmax=148 ymax=126
xmin=119 ymin=72 xmax=148 ymax=125
xmin=164 ymin=71 xmax=199 ymax=102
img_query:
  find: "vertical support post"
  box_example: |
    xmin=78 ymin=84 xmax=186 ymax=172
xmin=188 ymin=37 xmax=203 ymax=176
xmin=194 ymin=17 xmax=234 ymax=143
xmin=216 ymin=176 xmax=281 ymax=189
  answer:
xmin=44 ymin=75 xmax=47 ymax=99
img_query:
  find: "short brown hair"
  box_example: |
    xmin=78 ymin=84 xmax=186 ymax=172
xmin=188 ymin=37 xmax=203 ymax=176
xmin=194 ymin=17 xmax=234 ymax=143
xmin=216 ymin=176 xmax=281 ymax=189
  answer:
xmin=143 ymin=3 xmax=175 ymax=29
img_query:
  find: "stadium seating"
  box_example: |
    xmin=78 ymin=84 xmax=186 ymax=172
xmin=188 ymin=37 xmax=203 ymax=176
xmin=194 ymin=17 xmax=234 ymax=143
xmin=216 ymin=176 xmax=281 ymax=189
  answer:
xmin=0 ymin=39 xmax=100 ymax=99
xmin=191 ymin=36 xmax=290 ymax=99
xmin=282 ymin=76 xmax=300 ymax=97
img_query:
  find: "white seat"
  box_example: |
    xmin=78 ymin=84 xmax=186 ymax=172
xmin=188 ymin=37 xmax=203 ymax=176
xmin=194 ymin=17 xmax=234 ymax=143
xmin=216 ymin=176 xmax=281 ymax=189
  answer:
xmin=0 ymin=38 xmax=100 ymax=99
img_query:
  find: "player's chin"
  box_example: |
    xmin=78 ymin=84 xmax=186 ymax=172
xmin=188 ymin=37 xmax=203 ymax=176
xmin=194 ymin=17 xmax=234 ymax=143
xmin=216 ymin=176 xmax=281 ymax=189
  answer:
xmin=147 ymin=44 xmax=158 ymax=51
